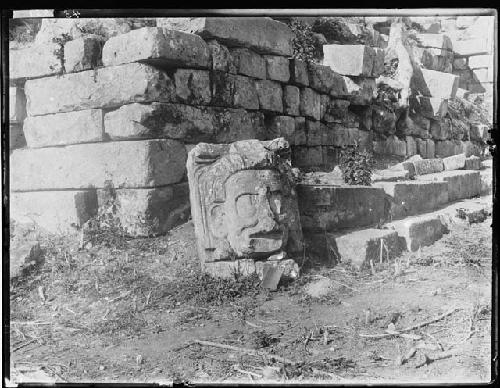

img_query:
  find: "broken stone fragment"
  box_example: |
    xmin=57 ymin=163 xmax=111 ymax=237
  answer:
xmin=64 ymin=35 xmax=104 ymax=73
xmin=323 ymin=44 xmax=377 ymax=77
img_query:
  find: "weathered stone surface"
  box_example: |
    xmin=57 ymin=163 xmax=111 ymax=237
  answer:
xmin=453 ymin=57 xmax=468 ymax=70
xmin=9 ymin=86 xmax=26 ymax=123
xmin=333 ymin=229 xmax=402 ymax=270
xmin=323 ymin=44 xmax=376 ymax=77
xmin=203 ymin=257 xmax=299 ymax=280
xmin=289 ymin=59 xmax=309 ymax=86
xmin=298 ymin=185 xmax=387 ymax=231
xmin=324 ymin=98 xmax=351 ymax=124
xmin=410 ymin=95 xmax=448 ymax=119
xmin=25 ymin=63 xmax=176 ymax=116
xmin=293 ymin=117 xmax=307 ymax=146
xmin=255 ymin=80 xmax=283 ymax=112
xmin=387 ymin=215 xmax=447 ymax=251
xmin=300 ymin=88 xmax=321 ymax=120
xmin=10 ymin=240 xmax=44 ymax=279
xmin=411 ymin=158 xmax=444 ymax=175
xmin=372 ymin=169 xmax=409 ymax=182
xmin=420 ymin=69 xmax=459 ymax=99
xmin=230 ymin=48 xmax=266 ymax=79
xmin=480 ymin=164 xmax=492 ymax=195
xmin=442 ymin=153 xmax=466 ymax=170
xmin=471 ymin=68 xmax=493 ymax=83
xmin=264 ymin=55 xmax=290 ymax=82
xmin=470 ymin=123 xmax=490 ymax=142
xmin=417 ymin=170 xmax=481 ymax=202
xmin=267 ymin=116 xmax=296 ymax=144
xmin=102 ymin=27 xmax=210 ymax=68
xmin=373 ymin=136 xmax=406 ymax=156
xmin=9 ymin=43 xmax=62 ymax=80
xmin=187 ymin=138 xmax=303 ymax=266
xmin=372 ymin=105 xmax=396 ymax=135
xmin=350 ymin=105 xmax=372 ymax=131
xmin=291 ymin=146 xmax=323 ymax=167
xmin=11 ymin=139 xmax=186 ymax=190
xmin=174 ymin=69 xmax=211 ymax=105
xmin=326 ymin=125 xmax=360 ymax=147
xmin=283 ymin=85 xmax=300 ymax=116
xmin=416 ymin=33 xmax=453 ymax=52
xmin=308 ymin=63 xmax=341 ymax=94
xmin=157 ymin=17 xmax=293 ymax=56
xmin=213 ymin=109 xmax=266 ymax=143
xmin=97 ymin=184 xmax=190 ymax=237
xmin=453 ymin=38 xmax=489 ymax=56
xmin=23 ymin=109 xmax=104 ymax=148
xmin=373 ymin=180 xmax=449 ymax=219
xmin=416 ymin=138 xmax=435 ymax=159
xmin=406 ymin=136 xmax=417 ymax=156
xmin=11 ymin=190 xmax=98 ymax=234
xmin=207 ymin=40 xmax=235 ymax=73
xmin=342 ymin=76 xmax=376 ymax=105
xmin=305 ymin=120 xmax=322 ymax=146
xmin=435 ymin=140 xmax=464 ymax=158
xmin=396 ymin=113 xmax=430 ymax=138
xmin=468 ymin=54 xmax=493 ymax=69
xmin=211 ymin=72 xmax=259 ymax=110
xmin=464 ymin=155 xmax=481 ymax=170
xmin=64 ymin=35 xmax=103 ymax=73
xmin=10 ymin=124 xmax=26 ymax=151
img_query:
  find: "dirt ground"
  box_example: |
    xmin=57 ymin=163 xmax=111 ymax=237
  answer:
xmin=8 ymin=208 xmax=493 ymax=384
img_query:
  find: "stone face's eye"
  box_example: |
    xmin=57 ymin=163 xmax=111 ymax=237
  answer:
xmin=235 ymin=194 xmax=257 ymax=218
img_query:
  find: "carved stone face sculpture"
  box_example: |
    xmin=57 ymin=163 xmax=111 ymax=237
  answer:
xmin=187 ymin=138 xmax=303 ymax=265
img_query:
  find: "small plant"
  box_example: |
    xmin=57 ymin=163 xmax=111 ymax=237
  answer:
xmin=338 ymin=145 xmax=375 ymax=186
xmin=287 ymin=18 xmax=322 ymax=63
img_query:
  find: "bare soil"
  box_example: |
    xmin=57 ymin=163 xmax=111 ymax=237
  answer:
xmin=9 ymin=212 xmax=493 ymax=384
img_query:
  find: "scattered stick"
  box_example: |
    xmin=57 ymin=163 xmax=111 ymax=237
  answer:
xmin=11 ymin=321 xmax=51 ymax=326
xmin=396 ymin=347 xmax=417 ymax=365
xmin=245 ymin=321 xmax=262 ymax=329
xmin=193 ymin=340 xmax=295 ymax=365
xmin=415 ymin=349 xmax=455 ymax=368
xmin=233 ymin=364 xmax=262 ymax=379
xmin=12 ymin=338 xmax=38 ymax=353
xmin=323 ymin=328 xmax=329 ymax=346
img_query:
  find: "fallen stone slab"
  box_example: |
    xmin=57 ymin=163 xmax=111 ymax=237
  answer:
xmin=417 ymin=170 xmax=481 ymax=202
xmin=297 ymin=184 xmax=387 ymax=232
xmin=420 ymin=69 xmax=459 ymax=99
xmin=157 ymin=17 xmax=293 ymax=56
xmin=332 ymin=228 xmax=402 ymax=270
xmin=386 ymin=214 xmax=448 ymax=252
xmin=9 ymin=86 xmax=26 ymax=123
xmin=411 ymin=158 xmax=445 ymax=175
xmin=9 ymin=43 xmax=62 ymax=81
xmin=322 ymin=44 xmax=376 ymax=77
xmin=10 ymin=190 xmax=98 ymax=234
xmin=372 ymin=169 xmax=410 ymax=182
xmin=96 ymin=183 xmax=190 ymax=237
xmin=373 ymin=180 xmax=449 ymax=219
xmin=464 ymin=155 xmax=481 ymax=170
xmin=10 ymin=241 xmax=44 ymax=279
xmin=442 ymin=153 xmax=466 ymax=170
xmin=24 ymin=63 xmax=176 ymax=116
xmin=11 ymin=139 xmax=186 ymax=191
xmin=23 ymin=109 xmax=104 ymax=148
xmin=64 ymin=35 xmax=104 ymax=73
xmin=102 ymin=27 xmax=210 ymax=68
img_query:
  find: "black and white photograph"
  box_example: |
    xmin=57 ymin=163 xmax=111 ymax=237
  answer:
xmin=2 ymin=8 xmax=497 ymax=384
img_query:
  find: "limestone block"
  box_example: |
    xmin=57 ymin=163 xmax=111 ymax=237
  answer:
xmin=470 ymin=123 xmax=490 ymax=141
xmin=322 ymin=44 xmax=376 ymax=77
xmin=372 ymin=169 xmax=409 ymax=182
xmin=11 ymin=190 xmax=98 ymax=234
xmin=410 ymin=95 xmax=448 ymax=119
xmin=283 ymin=85 xmax=300 ymax=116
xmin=157 ymin=17 xmax=293 ymax=56
xmin=372 ymin=105 xmax=396 ymax=135
xmin=300 ymin=88 xmax=321 ymax=120
xmin=186 ymin=138 xmax=303 ymax=265
xmin=308 ymin=63 xmax=342 ymax=94
xmin=416 ymin=138 xmax=435 ymax=159
xmin=102 ymin=27 xmax=210 ymax=68
xmin=24 ymin=109 xmax=104 ymax=148
xmin=213 ymin=109 xmax=266 ymax=143
xmin=333 ymin=229 xmax=402 ymax=270
xmin=305 ymin=120 xmax=322 ymax=146
xmin=297 ymin=185 xmax=387 ymax=231
xmin=396 ymin=114 xmax=429 ymax=138
xmin=174 ymin=69 xmax=211 ymax=105
xmin=430 ymin=118 xmax=452 ymax=140
xmin=411 ymin=158 xmax=444 ymax=175
xmin=294 ymin=117 xmax=307 ymax=146
xmin=342 ymin=76 xmax=376 ymax=105
xmin=323 ymin=98 xmax=351 ymax=124
xmin=387 ymin=215 xmax=447 ymax=251
xmin=416 ymin=33 xmax=453 ymax=52
xmin=267 ymin=116 xmax=296 ymax=144
xmin=211 ymin=72 xmax=259 ymax=110
xmin=11 ymin=139 xmax=186 ymax=191
xmin=435 ymin=140 xmax=464 ymax=158
xmin=10 ymin=124 xmax=26 ymax=150
xmin=264 ymin=55 xmax=290 ymax=82
xmin=97 ymin=184 xmax=190 ymax=237
xmin=417 ymin=170 xmax=481 ymax=202
xmin=24 ymin=63 xmax=176 ymax=116
xmin=442 ymin=153 xmax=466 ymax=170
xmin=207 ymin=40 xmax=236 ymax=73
xmin=230 ymin=48 xmax=266 ymax=79
xmin=291 ymin=146 xmax=323 ymax=167
xmin=406 ymin=136 xmax=417 ymax=156
xmin=420 ymin=69 xmax=459 ymax=99
xmin=464 ymin=155 xmax=481 ymax=170
xmin=372 ymin=48 xmax=385 ymax=77
xmin=471 ymin=68 xmax=493 ymax=83
xmin=289 ymin=58 xmax=309 ymax=86
xmin=9 ymin=86 xmax=26 ymax=123
xmin=9 ymin=43 xmax=62 ymax=81
xmin=453 ymin=39 xmax=489 ymax=56
xmin=255 ymin=80 xmax=283 ymax=112
xmin=373 ymin=136 xmax=406 ymax=156
xmin=468 ymin=54 xmax=492 ymax=69
xmin=64 ymin=35 xmax=103 ymax=73
xmin=326 ymin=125 xmax=360 ymax=147
xmin=373 ymin=180 xmax=449 ymax=219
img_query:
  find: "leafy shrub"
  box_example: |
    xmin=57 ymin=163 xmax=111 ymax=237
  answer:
xmin=287 ymin=18 xmax=323 ymax=62
xmin=338 ymin=145 xmax=375 ymax=186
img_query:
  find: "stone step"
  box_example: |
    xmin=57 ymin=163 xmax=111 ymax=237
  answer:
xmin=416 ymin=170 xmax=481 ymax=202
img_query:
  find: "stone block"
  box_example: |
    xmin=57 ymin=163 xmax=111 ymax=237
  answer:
xmin=374 ymin=180 xmax=449 ymax=219
xmin=174 ymin=69 xmax=211 ymax=105
xmin=213 ymin=109 xmax=266 ymax=143
xmin=300 ymin=88 xmax=321 ymax=120
xmin=468 ymin=54 xmax=493 ymax=69
xmin=11 ymin=190 xmax=98 ymax=234
xmin=435 ymin=140 xmax=464 ymax=158
xmin=297 ymin=184 xmax=387 ymax=231
xmin=186 ymin=139 xmax=303 ymax=265
xmin=406 ymin=136 xmax=417 ymax=156
xmin=255 ymin=80 xmax=283 ymax=112
xmin=10 ymin=124 xmax=26 ymax=150
xmin=230 ymin=48 xmax=266 ymax=79
xmin=372 ymin=105 xmax=396 ymax=135
xmin=305 ymin=120 xmax=322 ymax=146
xmin=430 ymin=118 xmax=452 ymax=140
xmin=342 ymin=76 xmax=376 ymax=105
xmin=442 ymin=153 xmax=466 ymax=170
xmin=102 ymin=27 xmax=210 ymax=68
xmin=417 ymin=170 xmax=481 ymax=202
xmin=267 ymin=115 xmax=296 ymax=144
xmin=463 ymin=141 xmax=483 ymax=157
xmin=471 ymin=68 xmax=493 ymax=83
xmin=289 ymin=58 xmax=309 ymax=86
xmin=207 ymin=40 xmax=235 ymax=73
xmin=416 ymin=33 xmax=453 ymax=52
xmin=293 ymin=117 xmax=307 ymax=146
xmin=373 ymin=136 xmax=406 ymax=156
xmin=326 ymin=124 xmax=360 ymax=147
xmin=454 ymin=39 xmax=490 ymax=56
xmin=64 ymin=35 xmax=103 ymax=73
xmin=97 ymin=184 xmax=190 ymax=237
xmin=211 ymin=72 xmax=259 ymax=110
xmin=410 ymin=95 xmax=448 ymax=119
xmin=157 ymin=17 xmax=293 ymax=56
xmin=322 ymin=44 xmax=376 ymax=77
xmin=9 ymin=43 xmax=62 ymax=81
xmin=24 ymin=109 xmax=104 ymax=148
xmin=411 ymin=158 xmax=444 ymax=175
xmin=323 ymin=98 xmax=351 ymax=124
xmin=416 ymin=138 xmax=435 ymax=159
xmin=283 ymin=85 xmax=300 ymax=116
xmin=372 ymin=169 xmax=409 ymax=182
xmin=291 ymin=146 xmax=323 ymax=167
xmin=308 ymin=63 xmax=341 ymax=94
xmin=420 ymin=69 xmax=459 ymax=99
xmin=11 ymin=139 xmax=186 ymax=191
xmin=372 ymin=48 xmax=385 ymax=77
xmin=9 ymin=86 xmax=26 ymax=123
xmin=264 ymin=55 xmax=290 ymax=82
xmin=333 ymin=229 xmax=402 ymax=270
xmin=387 ymin=215 xmax=447 ymax=251
xmin=464 ymin=155 xmax=481 ymax=170
xmin=24 ymin=63 xmax=176 ymax=116
xmin=470 ymin=123 xmax=490 ymax=142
